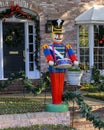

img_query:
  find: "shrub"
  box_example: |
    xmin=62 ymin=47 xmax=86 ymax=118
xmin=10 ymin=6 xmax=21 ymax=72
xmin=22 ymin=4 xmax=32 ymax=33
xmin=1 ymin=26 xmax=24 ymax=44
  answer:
xmin=91 ymin=67 xmax=104 ymax=92
xmin=82 ymin=83 xmax=99 ymax=92
xmin=85 ymin=92 xmax=104 ymax=100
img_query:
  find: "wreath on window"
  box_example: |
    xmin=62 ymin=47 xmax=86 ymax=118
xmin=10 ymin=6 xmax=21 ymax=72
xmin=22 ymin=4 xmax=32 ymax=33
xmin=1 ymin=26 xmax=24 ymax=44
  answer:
xmin=4 ymin=27 xmax=24 ymax=47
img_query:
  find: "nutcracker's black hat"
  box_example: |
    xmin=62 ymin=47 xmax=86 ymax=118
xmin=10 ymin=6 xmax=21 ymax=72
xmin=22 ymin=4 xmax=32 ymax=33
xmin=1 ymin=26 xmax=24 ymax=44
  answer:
xmin=52 ymin=19 xmax=64 ymax=34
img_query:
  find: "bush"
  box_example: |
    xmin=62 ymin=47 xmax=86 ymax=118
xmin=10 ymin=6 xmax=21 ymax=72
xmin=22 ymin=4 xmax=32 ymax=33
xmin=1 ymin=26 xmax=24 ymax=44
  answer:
xmin=85 ymin=92 xmax=104 ymax=100
xmin=82 ymin=83 xmax=99 ymax=92
xmin=91 ymin=67 xmax=104 ymax=92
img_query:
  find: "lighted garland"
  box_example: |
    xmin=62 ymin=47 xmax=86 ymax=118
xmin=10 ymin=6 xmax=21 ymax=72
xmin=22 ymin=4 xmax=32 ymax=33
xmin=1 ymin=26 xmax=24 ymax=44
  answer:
xmin=0 ymin=5 xmax=40 ymax=70
xmin=0 ymin=71 xmax=50 ymax=95
xmin=63 ymin=90 xmax=104 ymax=129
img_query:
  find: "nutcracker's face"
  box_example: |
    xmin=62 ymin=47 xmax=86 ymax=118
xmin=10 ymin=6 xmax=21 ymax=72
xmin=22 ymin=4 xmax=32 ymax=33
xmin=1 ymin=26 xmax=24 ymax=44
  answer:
xmin=51 ymin=33 xmax=63 ymax=43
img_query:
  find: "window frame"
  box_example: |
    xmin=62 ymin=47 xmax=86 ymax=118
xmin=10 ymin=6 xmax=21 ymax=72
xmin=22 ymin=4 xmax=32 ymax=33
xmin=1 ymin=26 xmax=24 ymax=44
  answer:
xmin=78 ymin=24 xmax=104 ymax=70
xmin=78 ymin=24 xmax=94 ymax=69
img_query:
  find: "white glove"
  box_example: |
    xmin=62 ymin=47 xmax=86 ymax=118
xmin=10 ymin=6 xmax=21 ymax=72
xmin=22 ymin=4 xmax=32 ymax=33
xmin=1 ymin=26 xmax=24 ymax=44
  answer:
xmin=73 ymin=61 xmax=79 ymax=67
xmin=48 ymin=61 xmax=54 ymax=66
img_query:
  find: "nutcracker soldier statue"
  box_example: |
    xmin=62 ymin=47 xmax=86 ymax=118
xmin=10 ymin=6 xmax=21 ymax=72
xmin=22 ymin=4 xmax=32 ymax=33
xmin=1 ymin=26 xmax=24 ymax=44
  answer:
xmin=42 ymin=19 xmax=78 ymax=112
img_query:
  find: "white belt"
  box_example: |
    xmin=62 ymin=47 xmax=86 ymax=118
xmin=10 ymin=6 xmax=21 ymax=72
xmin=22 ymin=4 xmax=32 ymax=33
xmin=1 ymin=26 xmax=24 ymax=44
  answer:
xmin=49 ymin=46 xmax=64 ymax=59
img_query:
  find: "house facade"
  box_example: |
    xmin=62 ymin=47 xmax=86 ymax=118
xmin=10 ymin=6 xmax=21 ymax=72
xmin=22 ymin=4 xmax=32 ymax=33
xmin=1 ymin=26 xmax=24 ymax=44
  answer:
xmin=0 ymin=0 xmax=104 ymax=82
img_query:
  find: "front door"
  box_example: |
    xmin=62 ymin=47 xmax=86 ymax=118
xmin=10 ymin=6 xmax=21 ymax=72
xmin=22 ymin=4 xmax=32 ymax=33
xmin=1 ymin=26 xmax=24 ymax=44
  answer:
xmin=3 ymin=22 xmax=25 ymax=78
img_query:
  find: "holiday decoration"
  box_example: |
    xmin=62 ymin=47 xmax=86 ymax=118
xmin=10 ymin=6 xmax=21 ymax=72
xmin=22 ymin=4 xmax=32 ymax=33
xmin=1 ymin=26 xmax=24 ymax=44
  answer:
xmin=98 ymin=25 xmax=104 ymax=45
xmin=42 ymin=19 xmax=78 ymax=112
xmin=3 ymin=4 xmax=31 ymax=21
xmin=0 ymin=5 xmax=40 ymax=70
xmin=4 ymin=26 xmax=24 ymax=47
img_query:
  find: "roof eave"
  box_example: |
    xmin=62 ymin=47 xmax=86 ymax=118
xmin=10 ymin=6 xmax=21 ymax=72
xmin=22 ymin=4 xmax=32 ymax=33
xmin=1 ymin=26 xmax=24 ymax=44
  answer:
xmin=75 ymin=20 xmax=104 ymax=24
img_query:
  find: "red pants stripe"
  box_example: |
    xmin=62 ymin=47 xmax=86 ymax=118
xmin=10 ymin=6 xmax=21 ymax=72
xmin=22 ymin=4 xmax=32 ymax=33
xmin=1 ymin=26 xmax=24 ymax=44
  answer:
xmin=50 ymin=72 xmax=65 ymax=104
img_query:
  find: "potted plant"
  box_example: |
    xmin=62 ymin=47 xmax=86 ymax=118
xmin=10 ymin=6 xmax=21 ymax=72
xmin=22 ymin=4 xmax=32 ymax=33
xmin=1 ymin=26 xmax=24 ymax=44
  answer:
xmin=66 ymin=66 xmax=83 ymax=86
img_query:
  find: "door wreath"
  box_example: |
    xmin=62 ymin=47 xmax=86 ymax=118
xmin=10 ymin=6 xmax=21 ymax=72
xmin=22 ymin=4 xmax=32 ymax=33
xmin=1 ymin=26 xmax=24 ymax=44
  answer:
xmin=4 ymin=26 xmax=24 ymax=47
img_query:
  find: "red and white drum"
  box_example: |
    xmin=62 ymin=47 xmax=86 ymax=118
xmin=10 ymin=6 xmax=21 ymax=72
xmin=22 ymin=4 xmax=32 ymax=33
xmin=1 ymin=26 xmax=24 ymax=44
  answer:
xmin=55 ymin=58 xmax=72 ymax=69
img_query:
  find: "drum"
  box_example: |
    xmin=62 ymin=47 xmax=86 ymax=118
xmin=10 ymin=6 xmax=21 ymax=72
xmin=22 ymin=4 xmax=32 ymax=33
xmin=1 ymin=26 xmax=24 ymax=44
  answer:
xmin=55 ymin=58 xmax=72 ymax=69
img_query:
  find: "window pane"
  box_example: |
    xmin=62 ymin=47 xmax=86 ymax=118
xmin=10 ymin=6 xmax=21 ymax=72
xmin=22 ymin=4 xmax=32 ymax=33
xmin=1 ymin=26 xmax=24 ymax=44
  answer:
xmin=94 ymin=47 xmax=104 ymax=69
xmin=29 ymin=44 xmax=33 ymax=52
xmin=29 ymin=35 xmax=33 ymax=43
xmin=80 ymin=48 xmax=89 ymax=55
xmin=79 ymin=25 xmax=89 ymax=47
xmin=79 ymin=25 xmax=89 ymax=69
xmin=29 ymin=63 xmax=34 ymax=71
xmin=29 ymin=54 xmax=33 ymax=62
xmin=29 ymin=25 xmax=33 ymax=33
xmin=80 ymin=56 xmax=89 ymax=63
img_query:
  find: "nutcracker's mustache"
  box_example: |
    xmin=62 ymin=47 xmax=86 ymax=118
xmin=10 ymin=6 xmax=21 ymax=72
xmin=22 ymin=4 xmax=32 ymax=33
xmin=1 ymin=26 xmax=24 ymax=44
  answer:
xmin=55 ymin=38 xmax=61 ymax=40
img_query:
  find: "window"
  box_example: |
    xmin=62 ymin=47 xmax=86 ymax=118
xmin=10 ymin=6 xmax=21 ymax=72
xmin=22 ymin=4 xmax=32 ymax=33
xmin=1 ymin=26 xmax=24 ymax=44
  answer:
xmin=94 ymin=25 xmax=104 ymax=69
xmin=28 ymin=25 xmax=35 ymax=71
xmin=78 ymin=25 xmax=104 ymax=70
xmin=79 ymin=25 xmax=89 ymax=69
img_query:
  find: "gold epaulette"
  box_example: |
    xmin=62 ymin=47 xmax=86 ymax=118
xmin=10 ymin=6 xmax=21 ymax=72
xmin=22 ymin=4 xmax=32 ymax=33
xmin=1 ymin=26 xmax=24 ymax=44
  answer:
xmin=42 ymin=44 xmax=49 ymax=50
xmin=66 ymin=44 xmax=72 ymax=49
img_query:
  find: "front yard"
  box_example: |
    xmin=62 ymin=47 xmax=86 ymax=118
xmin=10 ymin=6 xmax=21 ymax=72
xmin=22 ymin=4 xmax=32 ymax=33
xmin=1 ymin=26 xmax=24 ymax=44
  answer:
xmin=0 ymin=86 xmax=104 ymax=130
xmin=0 ymin=93 xmax=76 ymax=130
xmin=0 ymin=67 xmax=104 ymax=129
xmin=0 ymin=94 xmax=48 ymax=114
xmin=2 ymin=125 xmax=75 ymax=130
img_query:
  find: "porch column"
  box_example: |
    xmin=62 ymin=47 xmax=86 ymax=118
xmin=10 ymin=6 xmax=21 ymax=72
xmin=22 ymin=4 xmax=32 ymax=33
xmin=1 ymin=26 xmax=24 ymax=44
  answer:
xmin=89 ymin=24 xmax=94 ymax=67
xmin=0 ymin=21 xmax=3 ymax=79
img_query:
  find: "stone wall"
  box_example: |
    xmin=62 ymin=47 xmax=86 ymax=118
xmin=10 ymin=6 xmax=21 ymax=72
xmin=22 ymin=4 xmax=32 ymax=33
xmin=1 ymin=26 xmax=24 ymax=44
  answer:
xmin=0 ymin=112 xmax=70 ymax=129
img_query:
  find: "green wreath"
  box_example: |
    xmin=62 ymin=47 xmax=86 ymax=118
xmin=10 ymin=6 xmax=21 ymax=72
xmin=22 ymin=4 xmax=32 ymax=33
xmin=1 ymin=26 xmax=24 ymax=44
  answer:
xmin=4 ymin=27 xmax=24 ymax=47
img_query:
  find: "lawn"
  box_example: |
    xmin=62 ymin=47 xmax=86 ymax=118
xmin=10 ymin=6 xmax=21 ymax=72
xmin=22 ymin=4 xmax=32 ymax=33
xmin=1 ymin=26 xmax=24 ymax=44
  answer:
xmin=0 ymin=90 xmax=104 ymax=130
xmin=0 ymin=91 xmax=104 ymax=115
xmin=0 ymin=93 xmax=51 ymax=114
xmin=0 ymin=93 xmax=76 ymax=130
xmin=2 ymin=124 xmax=76 ymax=130
xmin=85 ymin=92 xmax=104 ymax=100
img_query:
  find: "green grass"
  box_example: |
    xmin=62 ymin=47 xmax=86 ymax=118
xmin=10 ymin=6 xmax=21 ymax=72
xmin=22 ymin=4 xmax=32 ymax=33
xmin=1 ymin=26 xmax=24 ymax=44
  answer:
xmin=0 ymin=91 xmax=104 ymax=130
xmin=85 ymin=92 xmax=104 ymax=100
xmin=0 ymin=94 xmax=76 ymax=130
xmin=2 ymin=124 xmax=76 ymax=130
xmin=0 ymin=91 xmax=104 ymax=115
xmin=0 ymin=94 xmax=48 ymax=114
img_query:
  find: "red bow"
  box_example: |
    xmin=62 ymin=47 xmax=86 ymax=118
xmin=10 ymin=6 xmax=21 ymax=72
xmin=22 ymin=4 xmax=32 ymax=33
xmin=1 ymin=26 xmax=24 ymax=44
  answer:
xmin=4 ymin=4 xmax=31 ymax=21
